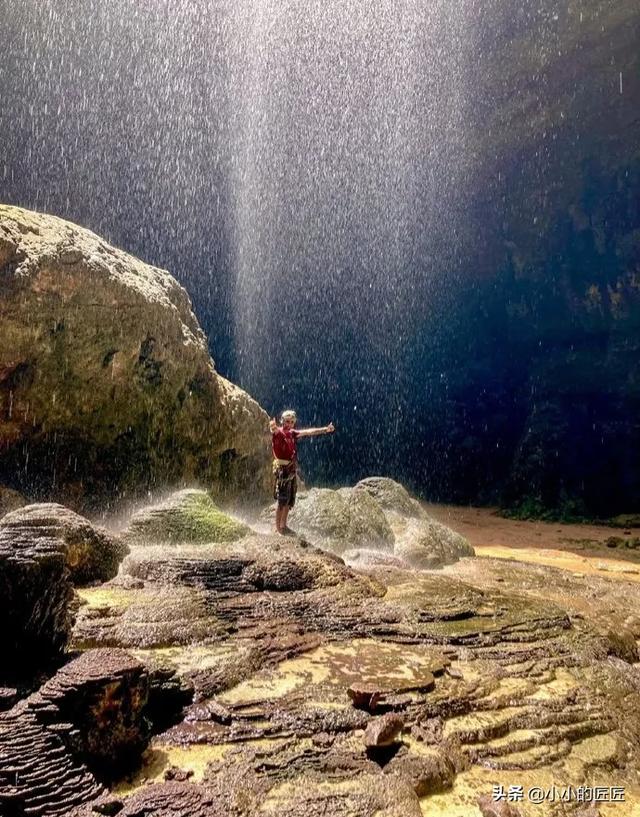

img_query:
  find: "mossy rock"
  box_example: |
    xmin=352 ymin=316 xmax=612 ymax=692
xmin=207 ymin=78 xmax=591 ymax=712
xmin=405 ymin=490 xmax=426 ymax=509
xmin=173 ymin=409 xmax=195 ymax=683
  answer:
xmin=122 ymin=490 xmax=250 ymax=546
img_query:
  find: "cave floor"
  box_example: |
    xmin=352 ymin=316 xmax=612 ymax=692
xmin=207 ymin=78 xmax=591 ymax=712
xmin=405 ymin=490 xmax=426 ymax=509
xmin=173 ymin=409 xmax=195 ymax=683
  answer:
xmin=72 ymin=510 xmax=640 ymax=817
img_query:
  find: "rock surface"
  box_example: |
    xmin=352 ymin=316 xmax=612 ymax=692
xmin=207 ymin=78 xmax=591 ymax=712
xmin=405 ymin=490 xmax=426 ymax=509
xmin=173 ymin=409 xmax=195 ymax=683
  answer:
xmin=0 ymin=205 xmax=271 ymax=510
xmin=1 ymin=503 xmax=128 ymax=584
xmin=0 ymin=512 xmax=75 ymax=671
xmin=122 ymin=489 xmax=249 ymax=546
xmin=280 ymin=478 xmax=474 ymax=568
xmin=24 ymin=505 xmax=640 ymax=817
xmin=0 ymin=649 xmax=154 ymax=816
xmin=363 ymin=713 xmax=405 ymax=748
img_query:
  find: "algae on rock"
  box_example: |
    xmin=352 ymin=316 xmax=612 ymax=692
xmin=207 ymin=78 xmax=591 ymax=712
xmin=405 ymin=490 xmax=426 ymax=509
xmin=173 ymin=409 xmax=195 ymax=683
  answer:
xmin=122 ymin=489 xmax=249 ymax=546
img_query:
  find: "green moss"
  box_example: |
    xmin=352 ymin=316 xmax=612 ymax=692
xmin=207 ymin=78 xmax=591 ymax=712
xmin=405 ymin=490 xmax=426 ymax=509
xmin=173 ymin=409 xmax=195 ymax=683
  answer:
xmin=126 ymin=489 xmax=249 ymax=545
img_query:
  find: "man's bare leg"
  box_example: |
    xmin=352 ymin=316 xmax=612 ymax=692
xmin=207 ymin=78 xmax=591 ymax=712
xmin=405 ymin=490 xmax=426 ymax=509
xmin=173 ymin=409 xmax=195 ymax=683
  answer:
xmin=281 ymin=505 xmax=290 ymax=531
xmin=275 ymin=505 xmax=285 ymax=533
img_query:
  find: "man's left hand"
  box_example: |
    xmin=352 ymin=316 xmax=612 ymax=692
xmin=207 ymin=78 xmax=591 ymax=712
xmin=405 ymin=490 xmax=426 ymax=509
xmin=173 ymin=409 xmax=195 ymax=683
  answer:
xmin=326 ymin=422 xmax=335 ymax=434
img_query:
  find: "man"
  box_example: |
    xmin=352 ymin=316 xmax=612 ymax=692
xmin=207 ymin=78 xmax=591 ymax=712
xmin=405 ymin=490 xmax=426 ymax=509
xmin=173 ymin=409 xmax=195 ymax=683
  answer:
xmin=270 ymin=409 xmax=335 ymax=535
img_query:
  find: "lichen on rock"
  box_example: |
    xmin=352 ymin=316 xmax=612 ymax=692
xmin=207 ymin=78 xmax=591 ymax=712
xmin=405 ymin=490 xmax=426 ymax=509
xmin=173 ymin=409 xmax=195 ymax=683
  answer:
xmin=121 ymin=489 xmax=249 ymax=547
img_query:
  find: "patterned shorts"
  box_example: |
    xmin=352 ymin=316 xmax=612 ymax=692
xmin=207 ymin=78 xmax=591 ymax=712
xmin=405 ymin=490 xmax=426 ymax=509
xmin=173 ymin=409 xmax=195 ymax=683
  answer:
xmin=274 ymin=467 xmax=297 ymax=508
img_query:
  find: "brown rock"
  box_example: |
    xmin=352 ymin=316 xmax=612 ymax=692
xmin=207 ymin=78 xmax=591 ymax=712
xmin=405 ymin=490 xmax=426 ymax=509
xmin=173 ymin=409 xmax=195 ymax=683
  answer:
xmin=348 ymin=683 xmax=382 ymax=711
xmin=478 ymin=794 xmax=523 ymax=817
xmin=363 ymin=713 xmax=405 ymax=748
xmin=1 ymin=503 xmax=128 ymax=585
xmin=0 ymin=204 xmax=271 ymax=510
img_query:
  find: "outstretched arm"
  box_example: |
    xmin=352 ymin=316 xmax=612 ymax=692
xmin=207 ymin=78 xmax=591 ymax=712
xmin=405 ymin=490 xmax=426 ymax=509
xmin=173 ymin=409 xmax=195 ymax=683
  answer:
xmin=296 ymin=422 xmax=335 ymax=439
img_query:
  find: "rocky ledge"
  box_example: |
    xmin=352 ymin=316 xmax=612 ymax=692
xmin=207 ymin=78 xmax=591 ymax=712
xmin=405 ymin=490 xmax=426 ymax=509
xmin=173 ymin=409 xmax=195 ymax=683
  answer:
xmin=3 ymin=483 xmax=640 ymax=816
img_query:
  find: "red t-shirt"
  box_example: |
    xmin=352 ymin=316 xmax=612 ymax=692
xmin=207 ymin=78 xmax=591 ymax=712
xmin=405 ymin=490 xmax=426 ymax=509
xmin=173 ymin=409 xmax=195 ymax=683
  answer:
xmin=272 ymin=427 xmax=299 ymax=462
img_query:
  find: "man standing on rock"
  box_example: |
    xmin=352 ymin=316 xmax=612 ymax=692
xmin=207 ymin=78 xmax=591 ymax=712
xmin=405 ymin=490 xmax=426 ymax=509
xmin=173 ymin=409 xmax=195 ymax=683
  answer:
xmin=270 ymin=410 xmax=335 ymax=535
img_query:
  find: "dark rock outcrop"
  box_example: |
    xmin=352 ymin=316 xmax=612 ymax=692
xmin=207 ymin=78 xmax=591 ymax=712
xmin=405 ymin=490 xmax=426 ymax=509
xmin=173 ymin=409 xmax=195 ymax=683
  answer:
xmin=0 ymin=513 xmax=75 ymax=671
xmin=0 ymin=649 xmax=152 ymax=816
xmin=27 ymin=648 xmax=150 ymax=774
xmin=1 ymin=503 xmax=128 ymax=584
xmin=0 ymin=205 xmax=271 ymax=511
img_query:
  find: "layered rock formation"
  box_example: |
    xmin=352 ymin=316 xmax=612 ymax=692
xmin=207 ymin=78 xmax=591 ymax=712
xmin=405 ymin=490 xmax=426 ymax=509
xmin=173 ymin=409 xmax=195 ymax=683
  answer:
xmin=0 ymin=503 xmax=129 ymax=673
xmin=1 ymin=503 xmax=128 ymax=584
xmin=0 ymin=205 xmax=271 ymax=511
xmin=3 ymin=485 xmax=640 ymax=815
xmin=0 ymin=649 xmax=150 ymax=815
xmin=65 ymin=512 xmax=640 ymax=817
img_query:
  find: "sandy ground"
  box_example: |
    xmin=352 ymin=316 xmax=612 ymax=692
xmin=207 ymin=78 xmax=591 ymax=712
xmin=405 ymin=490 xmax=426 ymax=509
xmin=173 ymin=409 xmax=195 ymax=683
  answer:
xmin=425 ymin=503 xmax=640 ymax=582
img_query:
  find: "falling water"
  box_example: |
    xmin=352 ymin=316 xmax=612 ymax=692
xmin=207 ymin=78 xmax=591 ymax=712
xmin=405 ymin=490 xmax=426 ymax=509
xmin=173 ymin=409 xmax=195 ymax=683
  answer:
xmin=225 ymin=1 xmax=472 ymax=400
xmin=2 ymin=0 xmax=638 ymax=506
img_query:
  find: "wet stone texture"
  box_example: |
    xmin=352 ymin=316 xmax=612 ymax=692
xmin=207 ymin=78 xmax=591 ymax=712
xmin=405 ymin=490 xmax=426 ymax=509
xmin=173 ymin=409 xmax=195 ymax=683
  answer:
xmin=0 ymin=649 xmax=153 ymax=816
xmin=1 ymin=503 xmax=129 ymax=585
xmin=273 ymin=477 xmax=475 ymax=569
xmin=7 ymin=490 xmax=640 ymax=816
xmin=0 ymin=510 xmax=75 ymax=672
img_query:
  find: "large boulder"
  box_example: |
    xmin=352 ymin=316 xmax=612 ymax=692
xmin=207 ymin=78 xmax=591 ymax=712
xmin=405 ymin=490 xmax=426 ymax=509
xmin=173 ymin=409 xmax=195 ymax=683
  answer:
xmin=0 ymin=649 xmax=154 ymax=815
xmin=0 ymin=205 xmax=271 ymax=511
xmin=1 ymin=503 xmax=128 ymax=584
xmin=277 ymin=478 xmax=473 ymax=569
xmin=288 ymin=487 xmax=394 ymax=555
xmin=122 ymin=488 xmax=249 ymax=546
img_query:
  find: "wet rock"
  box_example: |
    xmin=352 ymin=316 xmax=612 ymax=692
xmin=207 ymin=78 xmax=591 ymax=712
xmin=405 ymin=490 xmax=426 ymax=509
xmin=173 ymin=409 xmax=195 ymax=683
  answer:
xmin=288 ymin=487 xmax=395 ymax=554
xmin=79 ymin=782 xmax=221 ymax=817
xmin=269 ymin=478 xmax=473 ymax=569
xmin=72 ymin=584 xmax=223 ymax=650
xmin=478 ymin=795 xmax=524 ymax=817
xmin=163 ymin=766 xmax=193 ymax=782
xmin=411 ymin=718 xmax=444 ymax=746
xmin=122 ymin=533 xmax=361 ymax=594
xmin=122 ymin=489 xmax=249 ymax=546
xmin=0 ymin=205 xmax=271 ymax=511
xmin=348 ymin=683 xmax=382 ymax=711
xmin=383 ymin=746 xmax=456 ymax=795
xmin=0 ymin=702 xmax=105 ymax=816
xmin=27 ymin=648 xmax=150 ymax=775
xmin=354 ymin=476 xmax=423 ymax=517
xmin=363 ymin=713 xmax=405 ymax=747
xmin=1 ymin=503 xmax=128 ymax=584
xmin=0 ymin=511 xmax=75 ymax=671
xmin=343 ymin=548 xmax=406 ymax=568
xmin=0 ymin=649 xmax=151 ymax=816
xmin=604 ymin=627 xmax=639 ymax=663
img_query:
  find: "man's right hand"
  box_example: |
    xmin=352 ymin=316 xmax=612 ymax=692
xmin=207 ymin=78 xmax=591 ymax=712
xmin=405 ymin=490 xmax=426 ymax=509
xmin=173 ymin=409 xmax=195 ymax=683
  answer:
xmin=269 ymin=417 xmax=278 ymax=433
